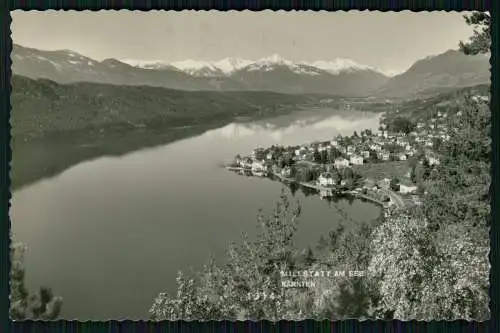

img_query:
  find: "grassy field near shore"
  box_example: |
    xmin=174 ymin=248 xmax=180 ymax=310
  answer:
xmin=351 ymin=160 xmax=411 ymax=182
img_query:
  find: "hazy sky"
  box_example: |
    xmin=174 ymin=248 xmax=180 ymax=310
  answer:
xmin=11 ymin=10 xmax=475 ymax=74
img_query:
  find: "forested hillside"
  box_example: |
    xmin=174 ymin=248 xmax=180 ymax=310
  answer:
xmin=11 ymin=75 xmax=321 ymax=140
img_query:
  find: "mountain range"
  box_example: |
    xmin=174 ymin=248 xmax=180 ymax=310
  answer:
xmin=120 ymin=54 xmax=380 ymax=77
xmin=374 ymin=50 xmax=490 ymax=98
xmin=11 ymin=44 xmax=490 ymax=98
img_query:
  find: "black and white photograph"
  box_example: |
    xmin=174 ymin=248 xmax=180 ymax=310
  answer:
xmin=9 ymin=10 xmax=491 ymax=321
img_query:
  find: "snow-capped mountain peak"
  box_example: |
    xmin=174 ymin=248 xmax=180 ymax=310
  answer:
xmin=168 ymin=59 xmax=223 ymax=76
xmin=170 ymin=59 xmax=214 ymax=71
xmin=212 ymin=57 xmax=253 ymax=74
xmin=170 ymin=58 xmax=253 ymax=76
xmin=119 ymin=59 xmax=173 ymax=70
xmin=245 ymin=54 xmax=296 ymax=72
xmin=257 ymin=54 xmax=294 ymax=66
xmin=120 ymin=54 xmax=384 ymax=76
xmin=302 ymin=58 xmax=377 ymax=75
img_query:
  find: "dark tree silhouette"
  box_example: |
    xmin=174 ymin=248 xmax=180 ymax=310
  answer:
xmin=459 ymin=12 xmax=490 ymax=55
xmin=10 ymin=243 xmax=63 ymax=320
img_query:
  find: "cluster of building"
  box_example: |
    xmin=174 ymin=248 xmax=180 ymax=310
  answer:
xmin=231 ymin=102 xmax=470 ymax=202
xmin=377 ymin=177 xmax=418 ymax=194
xmin=246 ymin=124 xmax=441 ymax=170
xmin=235 ymin=155 xmax=269 ymax=176
xmin=234 ymin=118 xmax=445 ymax=182
xmin=229 ymin=94 xmax=488 ymax=207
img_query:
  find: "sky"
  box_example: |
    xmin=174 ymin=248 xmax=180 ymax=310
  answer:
xmin=11 ymin=10 xmax=476 ymax=75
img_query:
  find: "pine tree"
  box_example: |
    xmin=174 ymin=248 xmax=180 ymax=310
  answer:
xmin=459 ymin=12 xmax=490 ymax=55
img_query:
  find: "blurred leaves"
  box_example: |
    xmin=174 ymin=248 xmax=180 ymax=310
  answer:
xmin=10 ymin=243 xmax=63 ymax=320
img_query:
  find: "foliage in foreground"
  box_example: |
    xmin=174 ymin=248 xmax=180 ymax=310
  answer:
xmin=150 ymin=191 xmax=376 ymax=320
xmin=368 ymin=210 xmax=489 ymax=320
xmin=10 ymin=243 xmax=63 ymax=320
xmin=423 ymin=96 xmax=491 ymax=230
xmin=459 ymin=11 xmax=490 ymax=55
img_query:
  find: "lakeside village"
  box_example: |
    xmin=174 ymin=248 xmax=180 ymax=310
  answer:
xmin=225 ymin=103 xmax=471 ymax=215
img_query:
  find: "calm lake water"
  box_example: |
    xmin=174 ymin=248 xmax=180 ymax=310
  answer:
xmin=11 ymin=108 xmax=382 ymax=320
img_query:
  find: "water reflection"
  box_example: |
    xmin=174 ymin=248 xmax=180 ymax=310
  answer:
xmin=11 ymin=107 xmax=383 ymax=320
xmin=204 ymin=108 xmax=381 ymax=146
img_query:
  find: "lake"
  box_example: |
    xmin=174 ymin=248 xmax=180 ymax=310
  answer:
xmin=10 ymin=107 xmax=383 ymax=320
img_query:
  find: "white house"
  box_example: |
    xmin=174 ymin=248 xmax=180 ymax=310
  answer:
xmin=330 ymin=140 xmax=339 ymax=147
xmin=370 ymin=144 xmax=382 ymax=152
xmin=361 ymin=150 xmax=370 ymax=159
xmin=334 ymin=157 xmax=350 ymax=169
xmin=377 ymin=150 xmax=390 ymax=161
xmin=382 ymin=151 xmax=390 ymax=161
xmin=427 ymin=156 xmax=440 ymax=166
xmin=472 ymin=95 xmax=489 ymax=103
xmin=266 ymin=152 xmax=274 ymax=160
xmin=398 ymin=153 xmax=407 ymax=161
xmin=295 ymin=146 xmax=308 ymax=156
xmin=400 ymin=184 xmax=418 ymax=194
xmin=251 ymin=160 xmax=267 ymax=172
xmin=350 ymin=155 xmax=364 ymax=165
xmin=318 ymin=173 xmax=336 ymax=187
